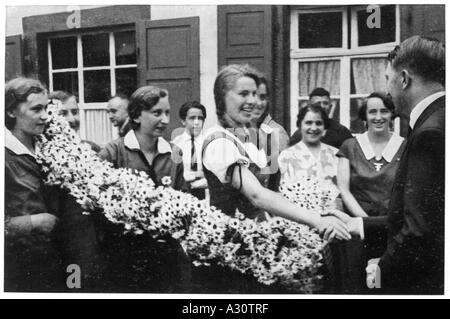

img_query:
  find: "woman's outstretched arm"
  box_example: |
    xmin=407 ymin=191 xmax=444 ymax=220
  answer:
xmin=231 ymin=165 xmax=351 ymax=241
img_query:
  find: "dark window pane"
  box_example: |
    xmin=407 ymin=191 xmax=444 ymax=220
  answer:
xmin=115 ymin=31 xmax=136 ymax=65
xmin=298 ymin=12 xmax=342 ymax=48
xmin=84 ymin=70 xmax=110 ymax=102
xmin=53 ymin=72 xmax=78 ymax=98
xmin=350 ymin=98 xmax=366 ymax=134
xmin=358 ymin=5 xmax=396 ymax=46
xmin=82 ymin=33 xmax=110 ymax=67
xmin=116 ymin=68 xmax=137 ymax=97
xmin=51 ymin=37 xmax=77 ymax=69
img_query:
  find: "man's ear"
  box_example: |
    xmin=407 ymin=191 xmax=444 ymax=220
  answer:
xmin=181 ymin=119 xmax=186 ymax=127
xmin=6 ymin=109 xmax=16 ymax=119
xmin=400 ymin=69 xmax=412 ymax=90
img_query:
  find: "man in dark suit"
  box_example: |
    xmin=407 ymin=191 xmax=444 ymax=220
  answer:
xmin=289 ymin=88 xmax=353 ymax=148
xmin=345 ymin=36 xmax=445 ymax=294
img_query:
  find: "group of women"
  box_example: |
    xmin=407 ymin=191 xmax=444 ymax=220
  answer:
xmin=4 ymin=63 xmax=404 ymax=293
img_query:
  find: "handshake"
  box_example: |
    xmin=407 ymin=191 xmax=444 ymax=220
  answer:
xmin=316 ymin=209 xmax=363 ymax=242
xmin=316 ymin=210 xmax=381 ymax=288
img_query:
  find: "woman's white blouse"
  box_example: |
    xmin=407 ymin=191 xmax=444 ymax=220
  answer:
xmin=278 ymin=141 xmax=340 ymax=199
xmin=203 ymin=126 xmax=267 ymax=183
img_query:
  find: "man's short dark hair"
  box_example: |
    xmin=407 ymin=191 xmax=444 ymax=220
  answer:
xmin=309 ymin=87 xmax=330 ymax=99
xmin=179 ymin=101 xmax=207 ymax=120
xmin=387 ymin=35 xmax=445 ymax=85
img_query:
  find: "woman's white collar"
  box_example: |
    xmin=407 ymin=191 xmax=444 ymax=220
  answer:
xmin=5 ymin=129 xmax=37 ymax=158
xmin=356 ymin=132 xmax=404 ymax=162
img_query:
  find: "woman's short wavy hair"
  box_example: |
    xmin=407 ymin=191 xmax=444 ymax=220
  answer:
xmin=213 ymin=64 xmax=261 ymax=128
xmin=5 ymin=77 xmax=47 ymax=130
xmin=128 ymin=86 xmax=168 ymax=130
xmin=296 ymin=102 xmax=330 ymax=129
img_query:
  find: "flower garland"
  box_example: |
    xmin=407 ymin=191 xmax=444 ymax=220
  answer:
xmin=279 ymin=178 xmax=336 ymax=213
xmin=35 ymin=101 xmax=327 ymax=293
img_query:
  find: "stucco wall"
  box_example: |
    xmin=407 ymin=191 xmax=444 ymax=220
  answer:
xmin=6 ymin=5 xmax=108 ymax=36
xmin=400 ymin=5 xmax=445 ymax=43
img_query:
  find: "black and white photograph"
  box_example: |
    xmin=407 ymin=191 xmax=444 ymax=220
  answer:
xmin=1 ymin=1 xmax=446 ymax=299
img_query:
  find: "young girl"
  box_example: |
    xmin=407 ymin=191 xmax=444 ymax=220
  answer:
xmin=198 ymin=65 xmax=350 ymax=292
xmin=98 ymin=86 xmax=190 ymax=292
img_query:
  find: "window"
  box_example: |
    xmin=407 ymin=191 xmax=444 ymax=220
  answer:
xmin=290 ymin=5 xmax=400 ymax=134
xmin=48 ymin=29 xmax=137 ymax=145
xmin=354 ymin=5 xmax=397 ymax=47
xmin=298 ymin=11 xmax=343 ymax=49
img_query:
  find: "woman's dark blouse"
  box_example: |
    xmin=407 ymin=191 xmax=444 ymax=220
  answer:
xmin=337 ymin=134 xmax=406 ymax=216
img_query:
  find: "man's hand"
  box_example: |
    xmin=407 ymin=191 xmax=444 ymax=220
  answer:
xmin=366 ymin=258 xmax=381 ymax=288
xmin=347 ymin=217 xmax=363 ymax=237
xmin=323 ymin=209 xmax=351 ymax=223
xmin=193 ymin=171 xmax=205 ymax=179
xmin=317 ymin=216 xmax=351 ymax=241
xmin=191 ymin=177 xmax=208 ymax=189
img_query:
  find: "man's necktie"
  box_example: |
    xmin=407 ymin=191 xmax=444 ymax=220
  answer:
xmin=190 ymin=135 xmax=198 ymax=171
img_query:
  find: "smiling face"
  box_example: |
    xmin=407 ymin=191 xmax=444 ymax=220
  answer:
xmin=366 ymin=97 xmax=393 ymax=134
xmin=182 ymin=107 xmax=204 ymax=137
xmin=252 ymin=83 xmax=268 ymax=121
xmin=136 ymin=95 xmax=170 ymax=138
xmin=107 ymin=97 xmax=129 ymax=127
xmin=9 ymin=92 xmax=49 ymax=137
xmin=300 ymin=111 xmax=325 ymax=146
xmin=224 ymin=76 xmax=257 ymax=127
xmin=59 ymin=96 xmax=80 ymax=131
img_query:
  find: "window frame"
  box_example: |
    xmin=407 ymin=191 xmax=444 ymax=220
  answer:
xmin=47 ymin=26 xmax=137 ymax=140
xmin=290 ymin=7 xmax=349 ymax=58
xmin=289 ymin=5 xmax=400 ymax=135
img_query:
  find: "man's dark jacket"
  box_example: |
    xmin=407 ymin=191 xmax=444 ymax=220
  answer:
xmin=363 ymin=96 xmax=445 ymax=294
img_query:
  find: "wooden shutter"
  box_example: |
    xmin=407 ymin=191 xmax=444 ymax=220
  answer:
xmin=5 ymin=35 xmax=23 ymax=81
xmin=218 ymin=5 xmax=273 ymax=80
xmin=137 ymin=17 xmax=200 ymax=141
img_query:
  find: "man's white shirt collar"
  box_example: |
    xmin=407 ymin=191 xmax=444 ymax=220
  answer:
xmin=356 ymin=132 xmax=404 ymax=162
xmin=124 ymin=129 xmax=172 ymax=154
xmin=409 ymin=91 xmax=445 ymax=129
xmin=5 ymin=129 xmax=38 ymax=158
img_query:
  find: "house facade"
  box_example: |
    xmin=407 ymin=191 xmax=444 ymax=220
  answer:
xmin=5 ymin=4 xmax=445 ymax=145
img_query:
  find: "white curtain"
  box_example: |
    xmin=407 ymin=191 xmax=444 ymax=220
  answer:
xmin=351 ymin=58 xmax=388 ymax=94
xmin=83 ymin=109 xmax=114 ymax=146
xmin=298 ymin=60 xmax=340 ymax=97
